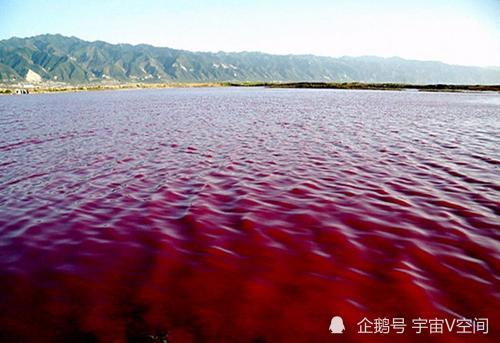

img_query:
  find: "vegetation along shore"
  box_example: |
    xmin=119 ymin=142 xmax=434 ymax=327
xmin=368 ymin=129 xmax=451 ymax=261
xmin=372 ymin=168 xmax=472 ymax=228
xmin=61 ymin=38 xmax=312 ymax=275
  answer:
xmin=1 ymin=82 xmax=499 ymax=95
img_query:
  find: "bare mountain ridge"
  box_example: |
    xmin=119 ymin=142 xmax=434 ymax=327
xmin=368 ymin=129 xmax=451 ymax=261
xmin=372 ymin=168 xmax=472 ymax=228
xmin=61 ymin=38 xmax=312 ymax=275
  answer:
xmin=0 ymin=34 xmax=499 ymax=84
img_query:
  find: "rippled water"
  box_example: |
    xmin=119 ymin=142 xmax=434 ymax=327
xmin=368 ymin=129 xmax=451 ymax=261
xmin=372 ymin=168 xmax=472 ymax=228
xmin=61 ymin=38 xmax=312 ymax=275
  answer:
xmin=0 ymin=88 xmax=498 ymax=342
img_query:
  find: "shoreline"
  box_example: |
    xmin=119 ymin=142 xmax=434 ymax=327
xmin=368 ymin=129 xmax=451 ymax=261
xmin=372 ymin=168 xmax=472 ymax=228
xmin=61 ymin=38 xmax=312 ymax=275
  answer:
xmin=0 ymin=82 xmax=232 ymax=95
xmin=1 ymin=81 xmax=499 ymax=95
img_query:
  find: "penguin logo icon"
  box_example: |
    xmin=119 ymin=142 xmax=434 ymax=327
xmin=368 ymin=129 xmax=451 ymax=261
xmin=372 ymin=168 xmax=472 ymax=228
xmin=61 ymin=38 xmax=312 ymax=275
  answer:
xmin=329 ymin=316 xmax=345 ymax=334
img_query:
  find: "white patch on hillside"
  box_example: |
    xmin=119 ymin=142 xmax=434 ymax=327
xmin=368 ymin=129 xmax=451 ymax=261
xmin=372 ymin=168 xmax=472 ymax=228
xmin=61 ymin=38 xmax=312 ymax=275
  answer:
xmin=25 ymin=69 xmax=42 ymax=83
xmin=172 ymin=63 xmax=188 ymax=72
xmin=213 ymin=63 xmax=238 ymax=70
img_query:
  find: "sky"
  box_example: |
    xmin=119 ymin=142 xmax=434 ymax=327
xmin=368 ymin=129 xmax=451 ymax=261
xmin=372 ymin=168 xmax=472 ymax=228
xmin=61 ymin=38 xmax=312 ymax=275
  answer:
xmin=1 ymin=0 xmax=499 ymax=67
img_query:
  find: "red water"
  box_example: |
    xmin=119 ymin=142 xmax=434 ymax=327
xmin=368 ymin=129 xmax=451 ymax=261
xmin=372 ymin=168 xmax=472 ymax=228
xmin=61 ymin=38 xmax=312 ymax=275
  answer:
xmin=0 ymin=88 xmax=498 ymax=342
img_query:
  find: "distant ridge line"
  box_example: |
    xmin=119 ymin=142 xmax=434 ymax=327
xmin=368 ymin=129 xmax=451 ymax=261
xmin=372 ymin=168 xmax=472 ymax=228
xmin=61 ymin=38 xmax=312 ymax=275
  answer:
xmin=1 ymin=34 xmax=499 ymax=85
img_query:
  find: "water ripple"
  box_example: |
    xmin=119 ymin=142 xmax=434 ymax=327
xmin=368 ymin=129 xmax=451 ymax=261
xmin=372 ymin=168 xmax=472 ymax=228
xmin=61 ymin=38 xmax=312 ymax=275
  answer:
xmin=0 ymin=88 xmax=498 ymax=342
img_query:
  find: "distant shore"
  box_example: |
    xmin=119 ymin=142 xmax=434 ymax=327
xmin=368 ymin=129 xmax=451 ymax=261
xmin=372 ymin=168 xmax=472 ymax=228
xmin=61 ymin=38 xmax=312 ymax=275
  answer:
xmin=1 ymin=82 xmax=499 ymax=95
xmin=0 ymin=82 xmax=230 ymax=95
xmin=261 ymin=82 xmax=500 ymax=92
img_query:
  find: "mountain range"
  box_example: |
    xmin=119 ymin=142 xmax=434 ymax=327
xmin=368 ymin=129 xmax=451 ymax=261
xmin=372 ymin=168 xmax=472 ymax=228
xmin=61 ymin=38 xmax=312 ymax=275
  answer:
xmin=1 ymin=34 xmax=499 ymax=84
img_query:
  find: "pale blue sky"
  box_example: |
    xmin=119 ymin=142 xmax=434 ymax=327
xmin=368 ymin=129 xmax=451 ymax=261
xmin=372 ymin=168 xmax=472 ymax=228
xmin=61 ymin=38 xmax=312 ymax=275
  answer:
xmin=1 ymin=0 xmax=499 ymax=66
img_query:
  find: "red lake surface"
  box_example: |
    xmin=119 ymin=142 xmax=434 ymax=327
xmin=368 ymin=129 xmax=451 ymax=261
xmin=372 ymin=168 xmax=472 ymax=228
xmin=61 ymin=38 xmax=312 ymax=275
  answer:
xmin=0 ymin=88 xmax=498 ymax=342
